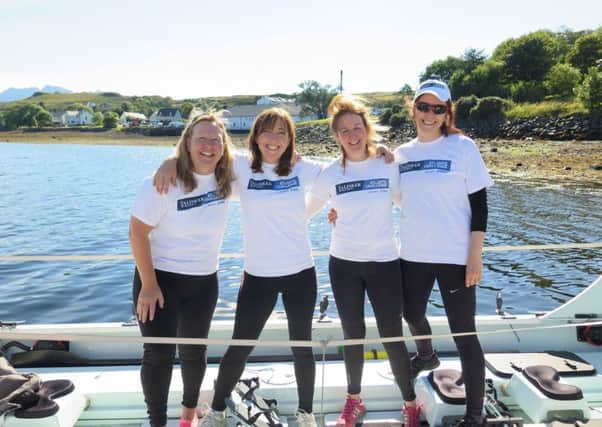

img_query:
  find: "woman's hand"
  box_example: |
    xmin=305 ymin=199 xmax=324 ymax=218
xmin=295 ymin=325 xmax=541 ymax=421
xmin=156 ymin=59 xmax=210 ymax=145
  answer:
xmin=136 ymin=283 xmax=165 ymax=323
xmin=465 ymin=251 xmax=482 ymax=287
xmin=375 ymin=143 xmax=395 ymax=164
xmin=328 ymin=208 xmax=338 ymax=226
xmin=153 ymin=158 xmax=178 ymax=194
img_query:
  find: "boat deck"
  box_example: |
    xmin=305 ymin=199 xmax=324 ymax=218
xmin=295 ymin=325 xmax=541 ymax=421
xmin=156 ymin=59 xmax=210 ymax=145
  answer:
xmin=6 ymin=351 xmax=601 ymax=426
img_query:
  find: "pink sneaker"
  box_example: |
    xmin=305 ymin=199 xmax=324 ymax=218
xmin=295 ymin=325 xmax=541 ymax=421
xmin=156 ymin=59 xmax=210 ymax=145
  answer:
xmin=403 ymin=404 xmax=421 ymax=427
xmin=336 ymin=396 xmax=366 ymax=427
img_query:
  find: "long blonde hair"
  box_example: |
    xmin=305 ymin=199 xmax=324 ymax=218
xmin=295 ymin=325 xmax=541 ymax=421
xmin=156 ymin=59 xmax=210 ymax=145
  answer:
xmin=328 ymin=94 xmax=377 ymax=168
xmin=175 ymin=114 xmax=233 ymax=197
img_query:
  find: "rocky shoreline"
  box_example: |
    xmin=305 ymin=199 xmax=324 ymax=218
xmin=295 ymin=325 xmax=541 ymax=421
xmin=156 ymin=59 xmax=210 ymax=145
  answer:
xmin=2 ymin=124 xmax=601 ymax=186
xmin=293 ymin=124 xmax=602 ymax=186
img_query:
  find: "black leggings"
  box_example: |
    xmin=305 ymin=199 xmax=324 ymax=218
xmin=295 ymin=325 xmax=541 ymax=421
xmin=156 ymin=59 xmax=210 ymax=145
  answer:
xmin=211 ymin=267 xmax=317 ymax=413
xmin=133 ymin=269 xmax=218 ymax=427
xmin=400 ymin=259 xmax=485 ymax=419
xmin=329 ymin=256 xmax=415 ymax=401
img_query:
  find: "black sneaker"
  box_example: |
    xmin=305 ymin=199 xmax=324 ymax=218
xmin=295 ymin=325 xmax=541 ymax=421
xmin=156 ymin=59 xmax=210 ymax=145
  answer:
xmin=454 ymin=416 xmax=486 ymax=427
xmin=410 ymin=351 xmax=440 ymax=379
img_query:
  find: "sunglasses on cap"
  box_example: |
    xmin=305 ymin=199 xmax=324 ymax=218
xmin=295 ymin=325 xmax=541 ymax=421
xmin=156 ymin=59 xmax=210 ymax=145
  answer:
xmin=415 ymin=102 xmax=447 ymax=115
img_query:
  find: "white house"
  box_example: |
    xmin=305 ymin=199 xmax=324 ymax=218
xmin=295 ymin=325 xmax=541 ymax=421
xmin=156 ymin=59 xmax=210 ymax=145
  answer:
xmin=149 ymin=108 xmax=183 ymax=126
xmin=256 ymin=96 xmax=294 ymax=105
xmin=64 ymin=110 xmax=94 ymax=126
xmin=222 ymin=103 xmax=316 ymax=131
xmin=119 ymin=112 xmax=147 ymax=127
xmin=52 ymin=111 xmax=66 ymax=126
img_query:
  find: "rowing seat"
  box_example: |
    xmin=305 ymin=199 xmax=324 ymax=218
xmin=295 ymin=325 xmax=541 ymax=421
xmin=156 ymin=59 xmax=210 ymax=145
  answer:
xmin=428 ymin=369 xmax=466 ymax=405
xmin=505 ymin=364 xmax=590 ymax=423
xmin=523 ymin=365 xmax=583 ymax=401
xmin=416 ymin=368 xmax=467 ymax=427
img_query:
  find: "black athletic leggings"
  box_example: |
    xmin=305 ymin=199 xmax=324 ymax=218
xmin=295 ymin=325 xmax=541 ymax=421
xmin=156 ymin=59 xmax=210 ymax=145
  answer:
xmin=133 ymin=268 xmax=218 ymax=427
xmin=400 ymin=259 xmax=485 ymax=419
xmin=211 ymin=267 xmax=317 ymax=413
xmin=329 ymin=256 xmax=415 ymax=401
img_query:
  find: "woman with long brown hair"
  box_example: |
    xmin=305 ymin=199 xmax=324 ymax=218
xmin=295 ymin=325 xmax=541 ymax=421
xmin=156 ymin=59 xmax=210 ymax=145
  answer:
xmin=130 ymin=114 xmax=234 ymax=427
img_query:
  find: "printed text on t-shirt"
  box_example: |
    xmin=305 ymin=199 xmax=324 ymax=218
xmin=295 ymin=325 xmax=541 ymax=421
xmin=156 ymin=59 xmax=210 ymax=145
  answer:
xmin=399 ymin=160 xmax=451 ymax=174
xmin=177 ymin=191 xmax=224 ymax=211
xmin=335 ymin=179 xmax=389 ymax=195
xmin=247 ymin=177 xmax=300 ymax=191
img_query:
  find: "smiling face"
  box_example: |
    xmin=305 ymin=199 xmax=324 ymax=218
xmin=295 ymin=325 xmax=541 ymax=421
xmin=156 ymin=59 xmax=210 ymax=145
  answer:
xmin=186 ymin=120 xmax=224 ymax=174
xmin=255 ymin=118 xmax=291 ymax=164
xmin=413 ymin=93 xmax=449 ymax=141
xmin=334 ymin=112 xmax=369 ymax=162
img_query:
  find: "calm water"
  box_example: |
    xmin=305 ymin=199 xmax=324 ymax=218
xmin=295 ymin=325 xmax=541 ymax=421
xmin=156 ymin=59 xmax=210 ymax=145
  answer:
xmin=0 ymin=142 xmax=600 ymax=324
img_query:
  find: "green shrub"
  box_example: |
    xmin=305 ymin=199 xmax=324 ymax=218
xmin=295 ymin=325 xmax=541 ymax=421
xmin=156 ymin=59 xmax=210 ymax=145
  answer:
xmin=389 ymin=111 xmax=409 ymax=128
xmin=544 ymin=63 xmax=581 ymax=99
xmin=455 ymin=95 xmax=478 ymax=121
xmin=575 ymin=66 xmax=602 ymax=115
xmin=469 ymin=97 xmax=510 ymax=121
xmin=510 ymin=81 xmax=547 ymax=102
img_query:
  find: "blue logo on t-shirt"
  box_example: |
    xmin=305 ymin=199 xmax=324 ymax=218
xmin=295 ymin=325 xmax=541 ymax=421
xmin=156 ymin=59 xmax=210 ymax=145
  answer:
xmin=247 ymin=176 xmax=300 ymax=191
xmin=399 ymin=160 xmax=451 ymax=174
xmin=177 ymin=191 xmax=223 ymax=211
xmin=335 ymin=179 xmax=389 ymax=195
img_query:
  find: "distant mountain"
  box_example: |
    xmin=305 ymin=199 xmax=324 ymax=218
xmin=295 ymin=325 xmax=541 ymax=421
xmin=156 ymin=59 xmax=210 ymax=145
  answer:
xmin=0 ymin=85 xmax=72 ymax=102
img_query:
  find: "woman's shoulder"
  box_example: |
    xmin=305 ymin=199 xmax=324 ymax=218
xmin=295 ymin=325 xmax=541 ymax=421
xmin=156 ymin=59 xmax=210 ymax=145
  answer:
xmin=446 ymin=133 xmax=477 ymax=148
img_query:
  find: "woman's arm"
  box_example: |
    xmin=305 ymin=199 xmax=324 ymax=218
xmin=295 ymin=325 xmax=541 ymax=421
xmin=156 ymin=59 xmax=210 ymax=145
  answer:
xmin=152 ymin=156 xmax=178 ymax=194
xmin=465 ymin=188 xmax=488 ymax=287
xmin=129 ymin=216 xmax=164 ymax=322
xmin=305 ymin=194 xmax=328 ymax=220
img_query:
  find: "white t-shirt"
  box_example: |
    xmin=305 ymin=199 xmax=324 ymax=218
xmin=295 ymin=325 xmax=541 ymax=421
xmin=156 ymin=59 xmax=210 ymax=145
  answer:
xmin=233 ymin=154 xmax=322 ymax=277
xmin=309 ymin=156 xmax=400 ymax=262
xmin=131 ymin=174 xmax=229 ymax=275
xmin=394 ymin=133 xmax=494 ymax=265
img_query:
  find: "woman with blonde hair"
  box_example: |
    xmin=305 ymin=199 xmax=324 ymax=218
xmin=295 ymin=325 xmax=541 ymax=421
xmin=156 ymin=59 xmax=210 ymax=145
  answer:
xmin=306 ymin=94 xmax=419 ymax=427
xmin=130 ymin=114 xmax=233 ymax=427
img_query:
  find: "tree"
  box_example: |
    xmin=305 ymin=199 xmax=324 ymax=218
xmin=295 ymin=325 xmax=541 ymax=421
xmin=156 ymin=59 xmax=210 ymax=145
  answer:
xmin=120 ymin=101 xmax=133 ymax=115
xmin=451 ymin=60 xmax=508 ymax=98
xmin=92 ymin=112 xmax=104 ymax=126
xmin=544 ymin=63 xmax=581 ymax=99
xmin=399 ymin=84 xmax=413 ymax=96
xmin=66 ymin=103 xmax=93 ymax=113
xmin=567 ymin=29 xmax=602 ymax=74
xmin=461 ymin=48 xmax=487 ymax=70
xmin=180 ymin=102 xmax=195 ymax=119
xmin=576 ymin=66 xmax=602 ymax=115
xmin=103 ymin=111 xmax=119 ymax=129
xmin=420 ymin=56 xmax=466 ymax=82
xmin=296 ymin=80 xmax=337 ymax=119
xmin=3 ymin=104 xmax=53 ymax=129
xmin=493 ymin=30 xmax=561 ymax=82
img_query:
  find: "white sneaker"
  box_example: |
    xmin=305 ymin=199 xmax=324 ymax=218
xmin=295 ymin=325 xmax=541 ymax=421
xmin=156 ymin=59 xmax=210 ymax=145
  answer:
xmin=199 ymin=409 xmax=226 ymax=427
xmin=295 ymin=409 xmax=317 ymax=427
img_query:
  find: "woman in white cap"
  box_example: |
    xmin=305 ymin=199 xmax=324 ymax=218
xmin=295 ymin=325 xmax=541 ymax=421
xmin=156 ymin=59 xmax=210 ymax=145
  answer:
xmin=394 ymin=78 xmax=494 ymax=427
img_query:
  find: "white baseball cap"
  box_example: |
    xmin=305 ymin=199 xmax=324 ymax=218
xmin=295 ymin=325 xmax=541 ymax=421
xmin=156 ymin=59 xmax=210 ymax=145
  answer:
xmin=413 ymin=79 xmax=451 ymax=102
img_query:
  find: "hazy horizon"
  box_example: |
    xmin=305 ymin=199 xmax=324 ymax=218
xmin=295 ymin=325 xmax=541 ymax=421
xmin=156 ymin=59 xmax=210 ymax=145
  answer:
xmin=2 ymin=0 xmax=600 ymax=99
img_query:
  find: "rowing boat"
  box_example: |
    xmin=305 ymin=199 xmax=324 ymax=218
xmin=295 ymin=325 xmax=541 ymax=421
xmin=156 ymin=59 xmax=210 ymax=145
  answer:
xmin=1 ymin=275 xmax=601 ymax=426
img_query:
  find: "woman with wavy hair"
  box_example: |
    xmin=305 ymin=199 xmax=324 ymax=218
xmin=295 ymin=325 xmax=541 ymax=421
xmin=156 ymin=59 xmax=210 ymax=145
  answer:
xmin=130 ymin=113 xmax=233 ymax=427
xmin=307 ymin=94 xmax=418 ymax=427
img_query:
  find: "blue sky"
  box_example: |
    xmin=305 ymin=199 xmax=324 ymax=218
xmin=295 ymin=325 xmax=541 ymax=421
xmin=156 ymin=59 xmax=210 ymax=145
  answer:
xmin=1 ymin=0 xmax=600 ymax=99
